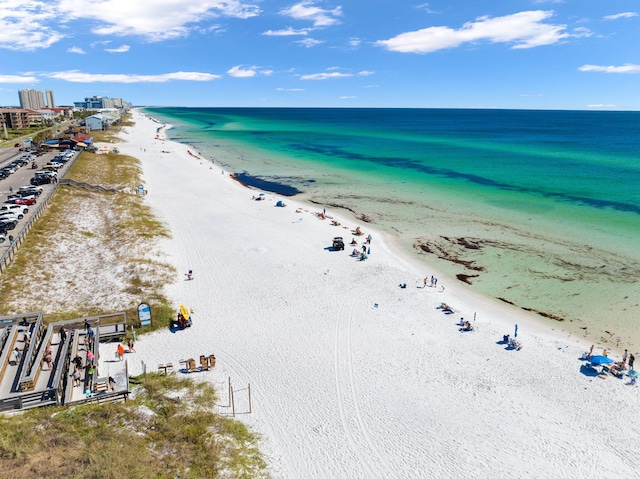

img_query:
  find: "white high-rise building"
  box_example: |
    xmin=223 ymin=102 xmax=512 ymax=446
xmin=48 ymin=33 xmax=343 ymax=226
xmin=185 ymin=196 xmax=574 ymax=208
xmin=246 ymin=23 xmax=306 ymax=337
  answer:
xmin=45 ymin=90 xmax=55 ymax=108
xmin=18 ymin=89 xmax=45 ymax=109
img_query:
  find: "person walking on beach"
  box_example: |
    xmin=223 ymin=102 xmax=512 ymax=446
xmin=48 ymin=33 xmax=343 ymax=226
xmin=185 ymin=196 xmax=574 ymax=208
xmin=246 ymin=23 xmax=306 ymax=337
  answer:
xmin=127 ymin=338 xmax=136 ymax=353
xmin=423 ymin=277 xmax=428 ymax=288
xmin=629 ymin=354 xmax=635 ymax=370
xmin=117 ymin=344 xmax=125 ymax=361
xmin=623 ymin=349 xmax=628 ymax=365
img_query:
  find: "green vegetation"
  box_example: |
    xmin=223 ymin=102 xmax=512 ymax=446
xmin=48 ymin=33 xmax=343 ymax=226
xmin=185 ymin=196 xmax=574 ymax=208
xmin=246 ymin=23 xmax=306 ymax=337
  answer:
xmin=0 ymin=118 xmax=175 ymax=332
xmin=0 ymin=118 xmax=270 ymax=477
xmin=0 ymin=374 xmax=270 ymax=479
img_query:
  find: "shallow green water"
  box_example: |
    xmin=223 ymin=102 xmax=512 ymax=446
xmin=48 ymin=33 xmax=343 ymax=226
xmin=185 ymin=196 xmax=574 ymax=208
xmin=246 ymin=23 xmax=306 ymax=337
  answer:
xmin=145 ymin=107 xmax=640 ymax=351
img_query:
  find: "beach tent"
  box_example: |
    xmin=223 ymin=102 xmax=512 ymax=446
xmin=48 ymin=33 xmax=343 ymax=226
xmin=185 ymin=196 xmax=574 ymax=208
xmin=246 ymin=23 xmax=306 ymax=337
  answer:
xmin=276 ymin=200 xmax=285 ymax=207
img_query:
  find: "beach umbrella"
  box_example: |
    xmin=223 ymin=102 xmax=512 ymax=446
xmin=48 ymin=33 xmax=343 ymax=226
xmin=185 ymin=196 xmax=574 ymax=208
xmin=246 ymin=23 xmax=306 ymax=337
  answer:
xmin=627 ymin=370 xmax=638 ymax=377
xmin=588 ymin=355 xmax=614 ymax=366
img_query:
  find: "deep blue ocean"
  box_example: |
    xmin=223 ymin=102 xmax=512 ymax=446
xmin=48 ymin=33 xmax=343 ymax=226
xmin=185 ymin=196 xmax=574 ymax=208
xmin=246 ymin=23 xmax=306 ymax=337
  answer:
xmin=144 ymin=107 xmax=640 ymax=349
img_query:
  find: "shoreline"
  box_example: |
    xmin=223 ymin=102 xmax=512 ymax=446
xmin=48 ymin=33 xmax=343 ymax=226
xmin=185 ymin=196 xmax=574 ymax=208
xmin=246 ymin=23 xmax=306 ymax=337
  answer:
xmin=157 ymin=120 xmax=634 ymax=357
xmin=150 ymin=111 xmax=640 ymax=355
xmin=118 ymin=109 xmax=639 ymax=478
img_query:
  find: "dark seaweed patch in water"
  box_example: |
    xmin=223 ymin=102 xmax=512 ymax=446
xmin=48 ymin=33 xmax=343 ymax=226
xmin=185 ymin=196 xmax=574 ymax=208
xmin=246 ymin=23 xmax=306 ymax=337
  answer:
xmin=233 ymin=172 xmax=303 ymax=196
xmin=285 ymin=143 xmax=640 ymax=216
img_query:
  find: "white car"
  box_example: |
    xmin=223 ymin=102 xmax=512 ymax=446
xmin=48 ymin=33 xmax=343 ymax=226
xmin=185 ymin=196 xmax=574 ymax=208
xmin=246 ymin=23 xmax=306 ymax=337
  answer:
xmin=0 ymin=203 xmax=28 ymax=215
xmin=35 ymin=170 xmax=57 ymax=177
xmin=0 ymin=211 xmax=22 ymax=221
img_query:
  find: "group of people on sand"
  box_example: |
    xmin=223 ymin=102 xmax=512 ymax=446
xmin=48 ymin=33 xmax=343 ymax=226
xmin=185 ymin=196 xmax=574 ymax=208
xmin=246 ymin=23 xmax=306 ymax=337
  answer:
xmin=458 ymin=318 xmax=475 ymax=332
xmin=423 ymin=275 xmax=444 ymax=291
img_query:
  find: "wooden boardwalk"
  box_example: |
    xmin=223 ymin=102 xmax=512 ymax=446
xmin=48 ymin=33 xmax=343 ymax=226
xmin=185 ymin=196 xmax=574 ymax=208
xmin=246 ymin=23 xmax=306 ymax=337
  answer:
xmin=0 ymin=312 xmax=130 ymax=412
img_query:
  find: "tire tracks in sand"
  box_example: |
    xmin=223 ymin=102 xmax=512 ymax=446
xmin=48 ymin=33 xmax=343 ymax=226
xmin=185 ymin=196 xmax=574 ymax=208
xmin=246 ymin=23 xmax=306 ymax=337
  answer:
xmin=334 ymin=293 xmax=393 ymax=479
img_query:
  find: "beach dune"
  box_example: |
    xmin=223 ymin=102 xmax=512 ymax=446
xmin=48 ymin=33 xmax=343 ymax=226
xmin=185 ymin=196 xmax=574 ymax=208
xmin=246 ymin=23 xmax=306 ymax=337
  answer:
xmin=112 ymin=110 xmax=639 ymax=479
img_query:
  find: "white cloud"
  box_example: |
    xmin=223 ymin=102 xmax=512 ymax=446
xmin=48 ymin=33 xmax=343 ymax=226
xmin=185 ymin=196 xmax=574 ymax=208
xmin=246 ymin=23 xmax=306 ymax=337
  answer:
xmin=358 ymin=70 xmax=375 ymax=76
xmin=603 ymin=12 xmax=638 ymax=21
xmin=415 ymin=3 xmax=438 ymax=14
xmin=227 ymin=65 xmax=259 ymax=77
xmin=280 ymin=1 xmax=342 ymax=27
xmin=276 ymin=87 xmax=305 ymax=91
xmin=263 ymin=27 xmax=309 ymax=36
xmin=519 ymin=93 xmax=543 ymax=97
xmin=296 ymin=38 xmax=324 ymax=48
xmin=56 ymin=0 xmax=261 ymax=41
xmin=376 ymin=10 xmax=574 ymax=53
xmin=587 ymin=104 xmax=617 ymax=108
xmin=300 ymin=71 xmax=353 ymax=80
xmin=67 ymin=46 xmax=87 ymax=54
xmin=43 ymin=70 xmax=221 ymax=83
xmin=339 ymin=96 xmax=356 ymax=99
xmin=105 ymin=44 xmax=130 ymax=53
xmin=579 ymin=64 xmax=640 ymax=74
xmin=0 ymin=74 xmax=39 ymax=83
xmin=348 ymin=38 xmax=361 ymax=48
xmin=0 ymin=1 xmax=64 ymax=51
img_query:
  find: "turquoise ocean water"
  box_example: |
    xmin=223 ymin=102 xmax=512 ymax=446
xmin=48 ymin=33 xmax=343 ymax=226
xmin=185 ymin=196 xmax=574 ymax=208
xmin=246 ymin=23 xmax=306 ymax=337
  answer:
xmin=144 ymin=107 xmax=640 ymax=351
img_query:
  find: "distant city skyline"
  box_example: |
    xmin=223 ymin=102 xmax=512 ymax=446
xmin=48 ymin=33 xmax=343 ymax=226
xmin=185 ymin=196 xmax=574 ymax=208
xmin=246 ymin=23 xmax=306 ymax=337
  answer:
xmin=18 ymin=89 xmax=46 ymax=110
xmin=0 ymin=1 xmax=638 ymax=110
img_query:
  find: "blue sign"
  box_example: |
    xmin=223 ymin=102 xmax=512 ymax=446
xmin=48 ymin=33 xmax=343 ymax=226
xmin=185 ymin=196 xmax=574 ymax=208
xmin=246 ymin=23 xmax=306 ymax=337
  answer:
xmin=138 ymin=303 xmax=151 ymax=326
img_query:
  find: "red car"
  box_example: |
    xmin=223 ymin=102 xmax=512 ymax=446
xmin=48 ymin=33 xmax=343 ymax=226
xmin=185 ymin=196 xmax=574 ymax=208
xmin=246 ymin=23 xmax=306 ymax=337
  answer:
xmin=9 ymin=197 xmax=36 ymax=205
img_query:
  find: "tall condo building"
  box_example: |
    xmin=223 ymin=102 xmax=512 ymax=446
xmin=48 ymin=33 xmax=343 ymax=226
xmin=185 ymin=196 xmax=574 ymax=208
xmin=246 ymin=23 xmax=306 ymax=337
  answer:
xmin=18 ymin=89 xmax=46 ymax=109
xmin=45 ymin=90 xmax=55 ymax=108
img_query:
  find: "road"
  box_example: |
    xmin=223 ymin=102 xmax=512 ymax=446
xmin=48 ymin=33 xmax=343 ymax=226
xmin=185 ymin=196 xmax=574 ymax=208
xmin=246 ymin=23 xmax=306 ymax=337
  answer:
xmin=0 ymin=148 xmax=76 ymax=250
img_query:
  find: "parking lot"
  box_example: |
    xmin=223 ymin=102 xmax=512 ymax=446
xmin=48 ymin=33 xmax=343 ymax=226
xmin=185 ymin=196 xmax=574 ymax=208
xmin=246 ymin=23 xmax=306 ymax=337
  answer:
xmin=0 ymin=147 xmax=77 ymax=251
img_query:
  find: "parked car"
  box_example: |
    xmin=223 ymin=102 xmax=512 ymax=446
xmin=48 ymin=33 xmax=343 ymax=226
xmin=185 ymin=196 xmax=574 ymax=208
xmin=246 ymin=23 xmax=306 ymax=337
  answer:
xmin=7 ymin=197 xmax=36 ymax=206
xmin=0 ymin=211 xmax=22 ymax=221
xmin=31 ymin=176 xmax=52 ymax=186
xmin=0 ymin=218 xmax=18 ymax=230
xmin=18 ymin=186 xmax=43 ymax=196
xmin=16 ymin=189 xmax=41 ymax=198
xmin=43 ymin=163 xmax=63 ymax=171
xmin=0 ymin=203 xmax=28 ymax=215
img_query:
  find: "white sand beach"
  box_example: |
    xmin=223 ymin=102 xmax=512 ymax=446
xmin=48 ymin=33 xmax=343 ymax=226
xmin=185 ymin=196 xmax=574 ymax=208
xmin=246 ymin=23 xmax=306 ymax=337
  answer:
xmin=112 ymin=110 xmax=639 ymax=478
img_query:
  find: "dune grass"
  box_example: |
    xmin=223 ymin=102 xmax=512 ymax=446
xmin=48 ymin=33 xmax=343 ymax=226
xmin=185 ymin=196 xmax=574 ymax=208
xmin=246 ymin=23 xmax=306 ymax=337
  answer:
xmin=0 ymin=121 xmax=175 ymax=331
xmin=0 ymin=120 xmax=271 ymax=477
xmin=0 ymin=374 xmax=270 ymax=479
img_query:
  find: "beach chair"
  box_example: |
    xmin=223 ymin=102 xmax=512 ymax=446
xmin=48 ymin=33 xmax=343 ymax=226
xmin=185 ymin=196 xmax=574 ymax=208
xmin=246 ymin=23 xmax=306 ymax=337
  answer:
xmin=93 ymin=378 xmax=109 ymax=393
xmin=165 ymin=363 xmax=175 ymax=374
xmin=200 ymin=355 xmax=209 ymax=371
xmin=208 ymin=355 xmax=216 ymax=369
xmin=187 ymin=358 xmax=198 ymax=373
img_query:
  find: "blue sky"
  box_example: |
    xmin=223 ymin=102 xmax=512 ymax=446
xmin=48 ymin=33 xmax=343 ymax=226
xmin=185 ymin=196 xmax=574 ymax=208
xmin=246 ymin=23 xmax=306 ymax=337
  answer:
xmin=0 ymin=0 xmax=638 ymax=109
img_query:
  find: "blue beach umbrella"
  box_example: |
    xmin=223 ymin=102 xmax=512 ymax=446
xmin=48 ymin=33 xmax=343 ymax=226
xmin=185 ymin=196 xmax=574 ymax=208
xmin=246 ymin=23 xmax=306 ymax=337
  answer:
xmin=588 ymin=355 xmax=614 ymax=366
xmin=627 ymin=370 xmax=638 ymax=377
